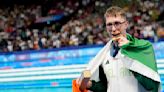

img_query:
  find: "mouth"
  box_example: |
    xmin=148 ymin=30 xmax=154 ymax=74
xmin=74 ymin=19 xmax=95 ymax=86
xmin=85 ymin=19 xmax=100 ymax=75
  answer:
xmin=112 ymin=33 xmax=121 ymax=37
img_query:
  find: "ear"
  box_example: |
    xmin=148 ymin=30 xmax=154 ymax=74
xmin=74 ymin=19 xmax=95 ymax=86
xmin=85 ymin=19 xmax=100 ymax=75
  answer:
xmin=124 ymin=21 xmax=129 ymax=29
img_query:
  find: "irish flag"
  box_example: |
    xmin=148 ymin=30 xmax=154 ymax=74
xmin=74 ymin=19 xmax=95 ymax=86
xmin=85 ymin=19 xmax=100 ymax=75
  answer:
xmin=72 ymin=34 xmax=161 ymax=92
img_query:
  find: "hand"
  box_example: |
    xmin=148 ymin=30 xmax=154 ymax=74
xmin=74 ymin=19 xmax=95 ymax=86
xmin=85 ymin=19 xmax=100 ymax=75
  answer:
xmin=76 ymin=78 xmax=92 ymax=88
xmin=112 ymin=35 xmax=129 ymax=47
xmin=86 ymin=80 xmax=92 ymax=89
xmin=117 ymin=35 xmax=129 ymax=47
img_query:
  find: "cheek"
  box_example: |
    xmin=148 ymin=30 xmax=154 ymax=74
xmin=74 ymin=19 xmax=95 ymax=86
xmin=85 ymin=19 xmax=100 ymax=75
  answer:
xmin=123 ymin=23 xmax=128 ymax=30
xmin=106 ymin=29 xmax=113 ymax=37
xmin=119 ymin=26 xmax=127 ymax=34
xmin=106 ymin=29 xmax=112 ymax=35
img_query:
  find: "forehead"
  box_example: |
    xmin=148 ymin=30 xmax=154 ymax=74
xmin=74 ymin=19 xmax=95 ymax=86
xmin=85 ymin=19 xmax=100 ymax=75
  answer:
xmin=105 ymin=15 xmax=126 ymax=24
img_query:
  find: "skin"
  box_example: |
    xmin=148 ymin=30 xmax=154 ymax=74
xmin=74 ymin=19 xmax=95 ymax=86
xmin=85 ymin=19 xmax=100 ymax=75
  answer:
xmin=86 ymin=15 xmax=130 ymax=88
xmin=105 ymin=15 xmax=129 ymax=47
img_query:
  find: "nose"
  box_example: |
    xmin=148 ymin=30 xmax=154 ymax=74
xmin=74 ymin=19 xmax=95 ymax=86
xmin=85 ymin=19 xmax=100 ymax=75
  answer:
xmin=111 ymin=25 xmax=116 ymax=32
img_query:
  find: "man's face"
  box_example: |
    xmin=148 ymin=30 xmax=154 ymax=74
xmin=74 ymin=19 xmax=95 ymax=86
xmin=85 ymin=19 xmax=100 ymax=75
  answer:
xmin=105 ymin=15 xmax=128 ymax=39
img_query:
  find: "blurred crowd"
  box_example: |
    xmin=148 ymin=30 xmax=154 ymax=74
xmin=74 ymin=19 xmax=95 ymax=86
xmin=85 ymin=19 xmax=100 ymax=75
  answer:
xmin=0 ymin=0 xmax=163 ymax=52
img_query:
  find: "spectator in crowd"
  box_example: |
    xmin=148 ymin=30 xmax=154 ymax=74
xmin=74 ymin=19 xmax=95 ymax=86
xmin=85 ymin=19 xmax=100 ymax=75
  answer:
xmin=0 ymin=0 xmax=163 ymax=52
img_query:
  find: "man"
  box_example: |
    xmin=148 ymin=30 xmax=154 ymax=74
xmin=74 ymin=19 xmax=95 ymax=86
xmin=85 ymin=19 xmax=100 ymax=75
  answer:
xmin=72 ymin=6 xmax=161 ymax=92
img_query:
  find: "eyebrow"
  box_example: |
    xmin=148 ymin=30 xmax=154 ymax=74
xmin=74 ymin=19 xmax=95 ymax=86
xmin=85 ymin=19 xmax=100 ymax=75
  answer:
xmin=106 ymin=23 xmax=112 ymax=25
xmin=106 ymin=21 xmax=119 ymax=25
xmin=106 ymin=21 xmax=125 ymax=25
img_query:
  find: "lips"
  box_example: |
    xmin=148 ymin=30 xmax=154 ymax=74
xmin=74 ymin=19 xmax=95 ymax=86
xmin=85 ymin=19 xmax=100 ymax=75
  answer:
xmin=111 ymin=33 xmax=122 ymax=41
xmin=112 ymin=33 xmax=121 ymax=37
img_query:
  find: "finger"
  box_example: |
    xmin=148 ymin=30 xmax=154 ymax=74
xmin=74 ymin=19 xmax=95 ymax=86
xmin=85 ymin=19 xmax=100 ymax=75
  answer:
xmin=117 ymin=36 xmax=125 ymax=43
xmin=118 ymin=42 xmax=124 ymax=47
xmin=76 ymin=78 xmax=79 ymax=84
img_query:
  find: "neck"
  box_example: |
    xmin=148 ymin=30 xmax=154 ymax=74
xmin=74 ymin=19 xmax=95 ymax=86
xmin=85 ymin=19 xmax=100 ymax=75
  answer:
xmin=112 ymin=41 xmax=119 ymax=48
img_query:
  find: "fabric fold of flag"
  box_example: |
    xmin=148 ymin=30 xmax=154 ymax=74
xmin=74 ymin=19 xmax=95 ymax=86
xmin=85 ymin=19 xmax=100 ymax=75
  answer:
xmin=72 ymin=34 xmax=161 ymax=92
xmin=72 ymin=79 xmax=88 ymax=92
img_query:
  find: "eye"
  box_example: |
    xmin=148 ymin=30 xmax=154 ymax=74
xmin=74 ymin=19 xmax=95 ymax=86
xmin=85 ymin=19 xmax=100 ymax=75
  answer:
xmin=106 ymin=23 xmax=112 ymax=26
xmin=114 ymin=22 xmax=121 ymax=26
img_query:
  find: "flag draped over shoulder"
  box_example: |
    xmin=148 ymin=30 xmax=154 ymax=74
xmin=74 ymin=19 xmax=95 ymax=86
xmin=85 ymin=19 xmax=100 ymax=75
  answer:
xmin=120 ymin=34 xmax=161 ymax=92
xmin=72 ymin=34 xmax=161 ymax=92
xmin=121 ymin=34 xmax=158 ymax=72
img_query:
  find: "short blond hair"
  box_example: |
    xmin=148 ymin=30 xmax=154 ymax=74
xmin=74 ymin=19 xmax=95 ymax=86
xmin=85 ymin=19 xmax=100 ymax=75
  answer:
xmin=104 ymin=6 xmax=126 ymax=19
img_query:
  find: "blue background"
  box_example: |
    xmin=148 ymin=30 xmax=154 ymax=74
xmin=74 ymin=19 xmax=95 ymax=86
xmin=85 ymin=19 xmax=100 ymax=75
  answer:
xmin=0 ymin=42 xmax=163 ymax=92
